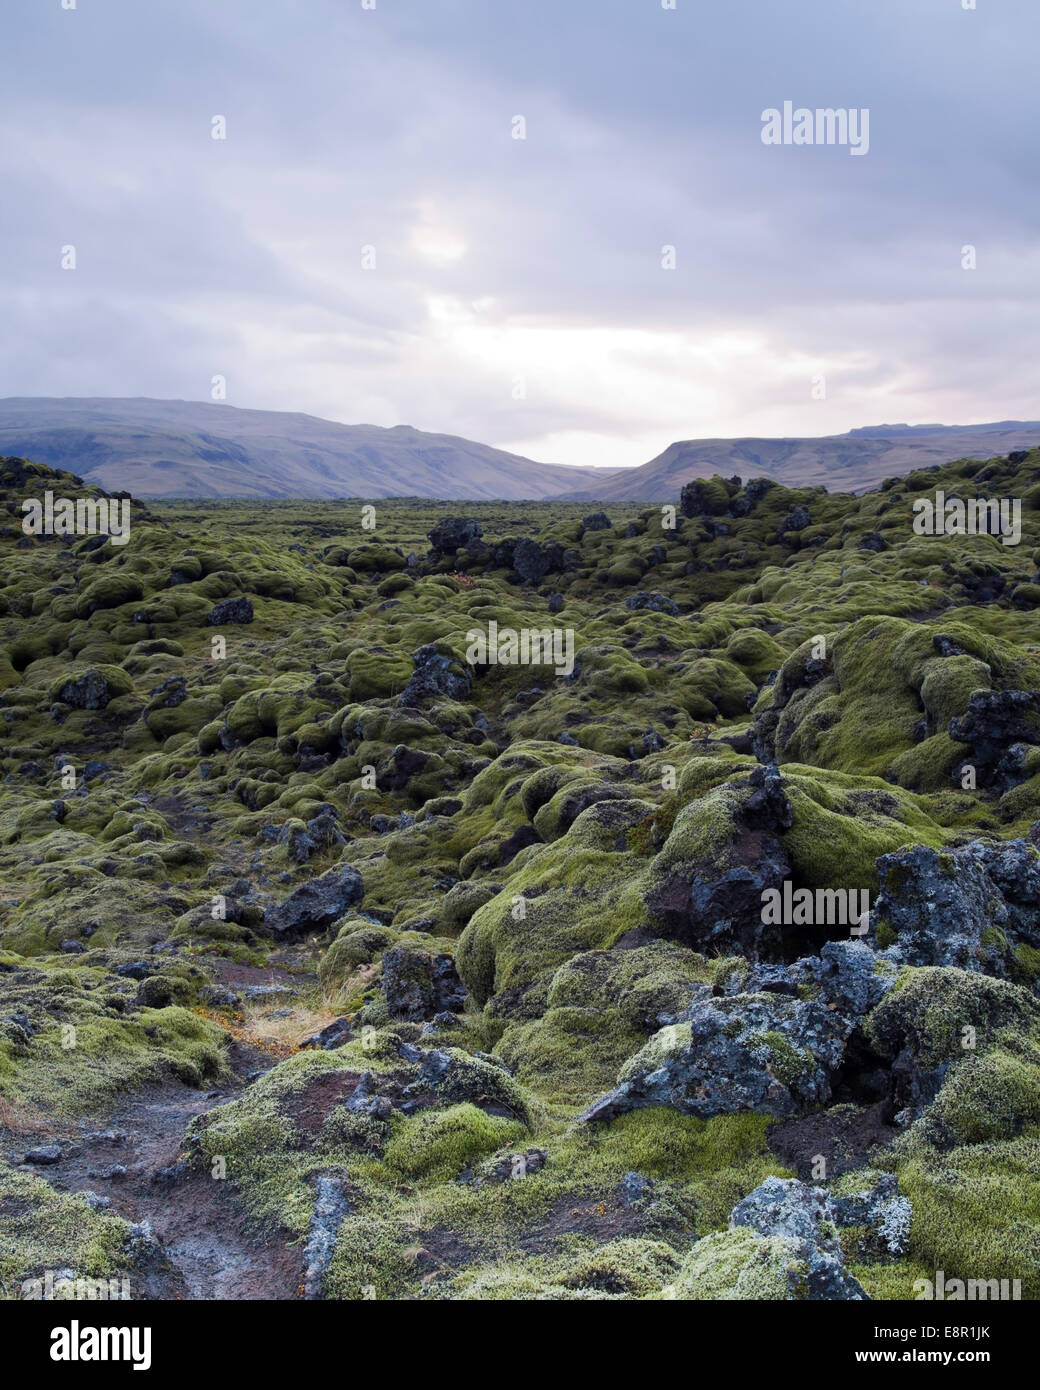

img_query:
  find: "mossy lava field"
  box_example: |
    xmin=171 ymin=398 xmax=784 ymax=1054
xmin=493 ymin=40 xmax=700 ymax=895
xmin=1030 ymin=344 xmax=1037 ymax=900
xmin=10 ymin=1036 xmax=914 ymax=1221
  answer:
xmin=3 ymin=448 xmax=1040 ymax=1302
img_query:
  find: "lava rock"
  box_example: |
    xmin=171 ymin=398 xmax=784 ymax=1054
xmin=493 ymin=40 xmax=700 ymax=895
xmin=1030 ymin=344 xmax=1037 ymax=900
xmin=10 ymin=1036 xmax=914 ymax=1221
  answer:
xmin=147 ymin=676 xmax=189 ymax=707
xmin=399 ymin=644 xmax=472 ymax=706
xmin=55 ymin=669 xmax=119 ymax=710
xmin=303 ymin=1175 xmax=350 ymax=1300
xmin=283 ymin=812 xmax=346 ymax=864
xmin=427 ymin=516 xmax=483 ymax=558
xmin=473 ymin=1148 xmax=547 ymax=1187
xmin=580 ymin=988 xmax=853 ymax=1124
xmin=858 ymin=532 xmax=888 ymax=553
xmin=872 ymin=839 xmax=1040 ymax=976
xmin=778 ymin=505 xmax=812 ymax=537
xmin=300 ymin=1017 xmax=352 ymax=1051
xmin=199 ymin=985 xmax=241 ymax=1007
xmin=512 ymin=537 xmax=552 ymax=583
xmin=115 ymin=961 xmax=153 ymax=981
xmin=680 ymin=477 xmax=737 ymax=519
xmin=727 ymin=1175 xmax=894 ymax=1298
xmin=382 ymin=946 xmax=467 ymax=1021
xmin=207 ymin=596 xmax=254 ymax=625
xmin=345 ymin=1071 xmax=394 ymax=1119
xmin=25 ymin=1144 xmax=64 ymax=1165
xmin=263 ymin=865 xmax=365 ymax=939
xmin=644 ymin=766 xmax=794 ymax=959
xmin=948 ymin=689 xmax=1040 ymax=789
xmin=812 ymin=940 xmax=898 ymax=1018
xmin=625 ymin=591 xmax=679 ymax=616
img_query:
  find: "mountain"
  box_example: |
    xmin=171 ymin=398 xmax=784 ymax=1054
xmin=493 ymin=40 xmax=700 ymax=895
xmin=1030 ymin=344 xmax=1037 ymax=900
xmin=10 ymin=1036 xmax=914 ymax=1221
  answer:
xmin=5 ymin=401 xmax=1038 ymax=503
xmin=559 ymin=421 xmax=1040 ymax=501
xmin=0 ymin=397 xmax=610 ymax=502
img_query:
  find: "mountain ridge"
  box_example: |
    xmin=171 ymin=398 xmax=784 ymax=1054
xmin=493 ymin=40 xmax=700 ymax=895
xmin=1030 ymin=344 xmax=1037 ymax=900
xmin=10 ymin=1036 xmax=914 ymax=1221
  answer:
xmin=2 ymin=398 xmax=1039 ymax=502
xmin=558 ymin=421 xmax=1040 ymax=501
xmin=0 ymin=397 xmax=610 ymax=502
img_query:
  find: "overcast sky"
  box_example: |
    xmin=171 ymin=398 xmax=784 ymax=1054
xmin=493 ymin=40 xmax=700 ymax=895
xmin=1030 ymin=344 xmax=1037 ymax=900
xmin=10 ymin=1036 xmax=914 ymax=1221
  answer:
xmin=2 ymin=0 xmax=1037 ymax=470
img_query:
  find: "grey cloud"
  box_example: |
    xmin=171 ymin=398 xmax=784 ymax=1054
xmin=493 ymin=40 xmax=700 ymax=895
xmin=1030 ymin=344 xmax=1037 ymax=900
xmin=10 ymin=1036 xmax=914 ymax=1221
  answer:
xmin=1 ymin=0 xmax=1037 ymax=465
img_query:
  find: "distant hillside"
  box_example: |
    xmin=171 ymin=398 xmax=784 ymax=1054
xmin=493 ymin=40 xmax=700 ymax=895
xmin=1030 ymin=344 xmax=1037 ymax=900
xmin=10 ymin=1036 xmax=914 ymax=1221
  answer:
xmin=5 ymin=401 xmax=1038 ymax=504
xmin=559 ymin=422 xmax=1040 ymax=501
xmin=0 ymin=398 xmax=609 ymax=502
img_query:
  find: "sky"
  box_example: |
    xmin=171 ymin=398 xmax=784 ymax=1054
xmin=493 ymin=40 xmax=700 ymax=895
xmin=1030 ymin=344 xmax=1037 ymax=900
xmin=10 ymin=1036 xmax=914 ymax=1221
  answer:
xmin=1 ymin=0 xmax=1038 ymax=471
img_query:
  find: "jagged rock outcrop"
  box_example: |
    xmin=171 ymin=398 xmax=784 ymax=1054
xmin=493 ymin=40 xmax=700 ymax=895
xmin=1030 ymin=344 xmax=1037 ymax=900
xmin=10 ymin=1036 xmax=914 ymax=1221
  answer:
xmin=263 ymin=865 xmax=364 ymax=939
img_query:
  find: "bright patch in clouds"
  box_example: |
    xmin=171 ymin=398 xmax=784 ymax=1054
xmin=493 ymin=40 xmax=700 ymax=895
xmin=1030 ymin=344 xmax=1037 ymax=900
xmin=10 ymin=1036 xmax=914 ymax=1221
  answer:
xmin=410 ymin=203 xmax=468 ymax=265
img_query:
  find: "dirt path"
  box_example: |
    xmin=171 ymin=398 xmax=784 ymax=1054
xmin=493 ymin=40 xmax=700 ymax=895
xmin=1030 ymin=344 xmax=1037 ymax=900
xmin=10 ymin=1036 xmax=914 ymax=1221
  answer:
xmin=29 ymin=1039 xmax=303 ymax=1301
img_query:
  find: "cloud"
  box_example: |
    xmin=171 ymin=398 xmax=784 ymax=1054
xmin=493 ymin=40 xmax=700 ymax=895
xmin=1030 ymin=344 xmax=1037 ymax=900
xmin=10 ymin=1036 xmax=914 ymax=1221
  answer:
xmin=1 ymin=0 xmax=1038 ymax=469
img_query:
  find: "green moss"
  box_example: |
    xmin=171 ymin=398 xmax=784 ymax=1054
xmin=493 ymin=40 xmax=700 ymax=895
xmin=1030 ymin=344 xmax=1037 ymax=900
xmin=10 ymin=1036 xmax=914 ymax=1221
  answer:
xmin=4 ymin=459 xmax=1040 ymax=1300
xmin=757 ymin=1031 xmax=811 ymax=1088
xmin=560 ymin=1237 xmax=680 ymax=1295
xmin=319 ymin=921 xmax=398 ymax=987
xmin=897 ymin=1138 xmax=1040 ymax=1298
xmin=0 ymin=1163 xmax=134 ymax=1299
xmin=0 ymin=972 xmax=227 ymax=1117
xmin=1012 ymin=943 xmax=1040 ymax=988
xmin=667 ymin=1227 xmax=808 ymax=1300
xmin=867 ymin=967 xmax=1040 ymax=1076
xmin=383 ymin=1104 xmax=526 ymax=1183
xmin=905 ymin=1041 xmax=1040 ymax=1151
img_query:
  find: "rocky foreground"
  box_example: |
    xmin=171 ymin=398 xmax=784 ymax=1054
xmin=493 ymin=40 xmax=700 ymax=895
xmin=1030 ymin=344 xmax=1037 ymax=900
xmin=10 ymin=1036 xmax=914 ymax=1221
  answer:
xmin=1 ymin=451 xmax=1039 ymax=1300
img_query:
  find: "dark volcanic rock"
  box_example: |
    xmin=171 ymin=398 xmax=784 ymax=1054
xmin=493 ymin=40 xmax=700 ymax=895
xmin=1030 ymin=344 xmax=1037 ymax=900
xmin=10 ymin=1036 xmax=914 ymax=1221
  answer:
xmin=302 ymin=1175 xmax=350 ymax=1300
xmin=733 ymin=1174 xmax=909 ymax=1258
xmin=382 ymin=947 xmax=467 ymax=1021
xmin=207 ymin=596 xmax=254 ymax=625
xmin=812 ymin=939 xmax=897 ymax=1017
xmin=472 ymin=1148 xmax=547 ymax=1187
xmin=778 ymin=505 xmax=811 ymax=537
xmin=871 ymin=839 xmax=1040 ymax=976
xmin=864 ymin=967 xmax=1040 ymax=1140
xmin=858 ymin=532 xmax=888 ymax=552
xmin=427 ymin=516 xmax=483 ymax=557
xmin=625 ymin=591 xmax=679 ymax=616
xmin=399 ymin=644 xmax=472 ymax=706
xmin=56 ymin=669 xmax=119 ymax=710
xmin=300 ymin=1017 xmax=352 ymax=1051
xmin=148 ymin=675 xmax=188 ymax=707
xmin=115 ymin=961 xmax=153 ymax=981
xmin=25 ymin=1144 xmax=64 ymax=1165
xmin=512 ymin=537 xmax=556 ymax=584
xmin=283 ymin=812 xmax=345 ymax=864
xmin=580 ymin=986 xmax=852 ymax=1124
xmin=644 ymin=765 xmax=794 ymax=959
xmin=263 ymin=865 xmax=364 ymax=939
xmin=680 ymin=477 xmax=737 ymax=519
xmin=199 ymin=985 xmax=241 ymax=1008
xmin=726 ymin=1173 xmax=908 ymax=1295
xmin=948 ymin=689 xmax=1040 ymax=789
